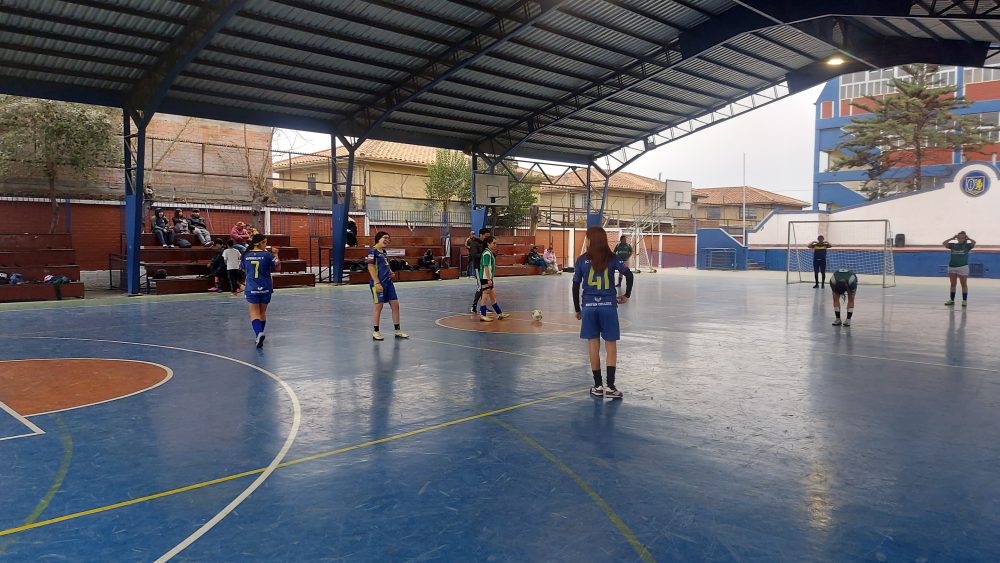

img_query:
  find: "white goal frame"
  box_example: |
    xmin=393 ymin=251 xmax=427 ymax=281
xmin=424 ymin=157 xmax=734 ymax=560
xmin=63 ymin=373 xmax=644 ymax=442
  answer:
xmin=786 ymin=219 xmax=896 ymax=288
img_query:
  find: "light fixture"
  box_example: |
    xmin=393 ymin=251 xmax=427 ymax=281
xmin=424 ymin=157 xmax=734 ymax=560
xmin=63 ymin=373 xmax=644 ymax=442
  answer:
xmin=827 ymin=55 xmax=846 ymax=66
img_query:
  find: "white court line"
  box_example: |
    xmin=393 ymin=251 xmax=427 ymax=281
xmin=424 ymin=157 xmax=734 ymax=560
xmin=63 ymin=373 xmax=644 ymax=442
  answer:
xmin=0 ymin=359 xmax=175 ymax=418
xmin=0 ymin=399 xmax=45 ymax=441
xmin=14 ymin=337 xmax=301 ymax=562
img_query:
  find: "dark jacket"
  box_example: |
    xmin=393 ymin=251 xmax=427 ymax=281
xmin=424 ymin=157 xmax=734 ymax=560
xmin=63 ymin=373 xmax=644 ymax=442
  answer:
xmin=467 ymin=237 xmax=484 ymax=259
xmin=188 ymin=214 xmax=208 ymax=230
xmin=152 ymin=215 xmax=170 ymax=231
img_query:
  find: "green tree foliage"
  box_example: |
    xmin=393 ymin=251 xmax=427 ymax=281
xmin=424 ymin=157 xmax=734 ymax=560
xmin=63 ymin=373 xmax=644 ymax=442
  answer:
xmin=0 ymin=96 xmax=119 ymax=232
xmin=425 ymin=149 xmax=538 ymax=227
xmin=425 ymin=148 xmax=469 ymax=212
xmin=831 ymin=64 xmax=995 ymax=199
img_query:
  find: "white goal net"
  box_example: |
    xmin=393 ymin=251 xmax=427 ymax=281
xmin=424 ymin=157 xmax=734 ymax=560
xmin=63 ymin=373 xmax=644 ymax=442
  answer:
xmin=787 ymin=219 xmax=896 ymax=287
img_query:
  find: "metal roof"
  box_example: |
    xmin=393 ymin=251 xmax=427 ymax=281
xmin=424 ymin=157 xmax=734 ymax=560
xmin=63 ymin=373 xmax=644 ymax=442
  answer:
xmin=1 ymin=0 xmax=998 ymax=170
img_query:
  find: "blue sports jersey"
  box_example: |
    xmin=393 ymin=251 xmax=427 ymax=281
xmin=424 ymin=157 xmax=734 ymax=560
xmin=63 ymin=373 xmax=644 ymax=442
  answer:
xmin=242 ymin=250 xmax=277 ymax=295
xmin=367 ymin=247 xmax=393 ymax=286
xmin=573 ymin=256 xmax=628 ymax=307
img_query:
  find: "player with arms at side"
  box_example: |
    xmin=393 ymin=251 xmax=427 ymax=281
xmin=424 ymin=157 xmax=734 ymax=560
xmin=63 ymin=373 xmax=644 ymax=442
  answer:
xmin=241 ymin=233 xmax=280 ymax=348
xmin=477 ymin=235 xmax=509 ymax=322
xmin=829 ymin=267 xmax=857 ymax=327
xmin=573 ymin=227 xmax=633 ymax=399
xmin=368 ymin=231 xmax=409 ymax=341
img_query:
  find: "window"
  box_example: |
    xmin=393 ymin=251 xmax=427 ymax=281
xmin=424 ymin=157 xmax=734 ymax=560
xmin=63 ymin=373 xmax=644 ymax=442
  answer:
xmin=978 ymin=111 xmax=1000 ymax=142
xmin=572 ymin=193 xmax=585 ymax=209
xmin=739 ymin=207 xmax=758 ymax=220
xmin=307 ymin=172 xmax=317 ymax=192
xmin=840 ymin=65 xmax=957 ymax=101
xmin=965 ymin=66 xmax=1000 ymax=85
xmin=706 ymin=207 xmax=721 ymax=220
xmin=818 ymin=151 xmax=830 ymax=172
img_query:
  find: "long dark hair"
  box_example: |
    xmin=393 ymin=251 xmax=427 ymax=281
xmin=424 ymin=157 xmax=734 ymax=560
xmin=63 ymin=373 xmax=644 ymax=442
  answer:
xmin=583 ymin=226 xmax=614 ymax=274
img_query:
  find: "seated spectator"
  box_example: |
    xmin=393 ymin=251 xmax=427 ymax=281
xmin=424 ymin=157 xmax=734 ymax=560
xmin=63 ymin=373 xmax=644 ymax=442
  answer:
xmin=172 ymin=208 xmax=189 ymax=235
xmin=188 ymin=209 xmax=213 ymax=246
xmin=205 ymin=239 xmax=226 ymax=292
xmin=230 ymin=221 xmax=251 ymax=252
xmin=222 ymin=239 xmax=244 ymax=295
xmin=151 ymin=208 xmax=174 ymax=247
xmin=526 ymin=245 xmax=547 ymax=271
xmin=543 ymin=246 xmax=560 ymax=274
xmin=419 ymin=249 xmax=436 ymax=270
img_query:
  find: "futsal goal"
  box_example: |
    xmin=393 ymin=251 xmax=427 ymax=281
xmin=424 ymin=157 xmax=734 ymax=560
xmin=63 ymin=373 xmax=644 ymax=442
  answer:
xmin=786 ymin=219 xmax=896 ymax=287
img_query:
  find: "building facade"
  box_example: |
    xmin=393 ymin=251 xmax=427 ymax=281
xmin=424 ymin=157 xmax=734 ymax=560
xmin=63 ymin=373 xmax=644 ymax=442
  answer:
xmin=813 ymin=65 xmax=1000 ymax=210
xmin=691 ymin=186 xmax=807 ymax=230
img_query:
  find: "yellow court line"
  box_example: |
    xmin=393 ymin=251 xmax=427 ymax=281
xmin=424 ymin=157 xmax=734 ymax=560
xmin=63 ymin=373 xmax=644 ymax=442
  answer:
xmin=0 ymin=387 xmax=586 ymax=538
xmin=489 ymin=418 xmax=656 ymax=563
xmin=0 ymin=415 xmax=73 ymax=554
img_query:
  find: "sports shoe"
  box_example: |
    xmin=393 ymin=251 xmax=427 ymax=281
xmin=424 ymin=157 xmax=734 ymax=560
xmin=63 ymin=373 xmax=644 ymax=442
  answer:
xmin=812 ymin=284 xmax=819 ymax=288
xmin=832 ymin=319 xmax=842 ymax=326
xmin=479 ymin=315 xmax=494 ymax=322
xmin=207 ymin=287 xmax=220 ymax=292
xmin=497 ymin=312 xmax=510 ymax=320
xmin=590 ymin=385 xmax=605 ymax=397
xmin=470 ymin=306 xmax=477 ymax=314
xmin=843 ymin=319 xmax=851 ymax=327
xmin=962 ymin=300 xmax=968 ymax=308
xmin=255 ymin=333 xmax=265 ymax=348
xmin=162 ymin=244 xmax=169 ymax=248
xmin=945 ymin=299 xmax=955 ymax=306
xmin=604 ymin=387 xmax=623 ymax=400
xmin=394 ymin=330 xmax=409 ymax=339
xmin=372 ymin=330 xmax=384 ymax=341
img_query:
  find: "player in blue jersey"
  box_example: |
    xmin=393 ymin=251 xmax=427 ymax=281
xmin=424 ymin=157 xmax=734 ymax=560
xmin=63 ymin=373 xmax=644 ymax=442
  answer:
xmin=368 ymin=231 xmax=408 ymax=341
xmin=573 ymin=226 xmax=633 ymax=399
xmin=241 ymin=233 xmax=280 ymax=348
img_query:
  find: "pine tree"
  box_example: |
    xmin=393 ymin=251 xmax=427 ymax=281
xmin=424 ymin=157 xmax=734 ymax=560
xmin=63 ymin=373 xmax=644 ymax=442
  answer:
xmin=425 ymin=148 xmax=469 ymax=213
xmin=831 ymin=64 xmax=995 ymax=199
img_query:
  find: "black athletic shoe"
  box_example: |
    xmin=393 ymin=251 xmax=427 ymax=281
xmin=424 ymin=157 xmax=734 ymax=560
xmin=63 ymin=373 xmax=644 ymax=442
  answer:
xmin=813 ymin=284 xmax=819 ymax=288
xmin=470 ymin=306 xmax=477 ymax=314
xmin=255 ymin=333 xmax=266 ymax=348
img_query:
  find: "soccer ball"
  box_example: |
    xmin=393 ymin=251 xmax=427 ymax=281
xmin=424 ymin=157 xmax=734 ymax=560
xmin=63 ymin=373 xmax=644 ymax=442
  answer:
xmin=531 ymin=309 xmax=543 ymax=321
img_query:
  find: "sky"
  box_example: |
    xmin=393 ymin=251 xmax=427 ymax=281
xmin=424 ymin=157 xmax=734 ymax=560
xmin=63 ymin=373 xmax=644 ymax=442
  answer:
xmin=272 ymin=84 xmax=825 ymax=205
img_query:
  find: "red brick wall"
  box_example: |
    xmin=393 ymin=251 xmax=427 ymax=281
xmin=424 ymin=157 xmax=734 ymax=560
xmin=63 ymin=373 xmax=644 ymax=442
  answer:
xmin=965 ymin=81 xmax=1000 ymax=101
xmin=0 ymin=200 xmax=353 ymax=269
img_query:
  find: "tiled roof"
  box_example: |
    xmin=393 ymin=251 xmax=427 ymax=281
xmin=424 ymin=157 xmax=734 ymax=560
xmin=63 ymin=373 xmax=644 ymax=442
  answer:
xmin=543 ymin=168 xmax=665 ymax=193
xmin=279 ymin=140 xmax=442 ymax=167
xmin=692 ymin=186 xmax=807 ymax=207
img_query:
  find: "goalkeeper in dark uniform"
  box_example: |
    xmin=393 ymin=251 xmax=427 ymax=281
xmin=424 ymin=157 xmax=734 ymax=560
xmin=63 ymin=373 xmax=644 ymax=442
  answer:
xmin=808 ymin=235 xmax=832 ymax=288
xmin=829 ymin=267 xmax=857 ymax=326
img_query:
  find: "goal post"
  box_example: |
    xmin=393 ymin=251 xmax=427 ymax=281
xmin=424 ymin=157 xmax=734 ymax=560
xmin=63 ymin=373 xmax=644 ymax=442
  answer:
xmin=786 ymin=219 xmax=896 ymax=287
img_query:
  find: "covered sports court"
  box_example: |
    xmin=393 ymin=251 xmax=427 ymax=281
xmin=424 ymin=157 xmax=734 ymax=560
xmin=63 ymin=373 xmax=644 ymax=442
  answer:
xmin=3 ymin=0 xmax=1000 ymax=560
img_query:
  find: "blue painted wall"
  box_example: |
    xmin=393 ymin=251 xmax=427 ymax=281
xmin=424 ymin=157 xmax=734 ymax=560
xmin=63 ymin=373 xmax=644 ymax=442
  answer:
xmin=748 ymin=249 xmax=999 ymax=278
xmin=696 ymin=228 xmax=747 ymax=270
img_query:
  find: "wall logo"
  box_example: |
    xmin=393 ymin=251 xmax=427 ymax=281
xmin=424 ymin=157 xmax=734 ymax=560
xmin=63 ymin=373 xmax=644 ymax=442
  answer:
xmin=960 ymin=171 xmax=989 ymax=197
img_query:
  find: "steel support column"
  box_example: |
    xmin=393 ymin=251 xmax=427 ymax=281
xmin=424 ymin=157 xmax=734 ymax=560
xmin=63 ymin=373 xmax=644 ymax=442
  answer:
xmin=122 ymin=110 xmax=147 ymax=295
xmin=331 ymin=137 xmax=355 ymax=284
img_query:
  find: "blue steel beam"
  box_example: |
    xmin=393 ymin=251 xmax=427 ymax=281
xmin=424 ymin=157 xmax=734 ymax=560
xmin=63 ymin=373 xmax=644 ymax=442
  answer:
xmin=346 ymin=0 xmax=565 ymax=140
xmin=330 ymin=138 xmax=357 ymax=284
xmin=122 ymin=110 xmax=146 ymax=295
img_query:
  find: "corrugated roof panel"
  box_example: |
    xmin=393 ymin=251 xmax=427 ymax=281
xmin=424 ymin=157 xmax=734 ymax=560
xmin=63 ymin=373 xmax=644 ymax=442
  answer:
xmin=561 ymin=0 xmax=680 ymax=45
xmin=166 ymin=89 xmax=337 ymax=120
xmin=0 ymin=50 xmax=143 ymax=81
xmin=756 ymin=27 xmax=836 ymax=60
xmin=226 ymin=14 xmax=430 ymax=72
xmin=386 ymin=114 xmax=495 ymax=137
xmin=730 ymin=32 xmax=823 ymax=70
xmin=0 ymin=63 xmax=128 ymax=91
xmin=387 ymin=0 xmax=516 ymax=28
xmin=514 ymin=24 xmax=645 ymax=71
xmin=447 ymin=67 xmax=572 ymax=100
xmin=173 ymin=76 xmax=352 ymax=114
xmin=572 ymin=109 xmax=662 ymax=132
xmin=182 ymin=63 xmax=369 ymax=105
xmin=206 ymin=34 xmax=405 ymax=85
xmin=713 ymin=46 xmax=792 ymax=78
xmin=400 ymin=103 xmax=515 ymax=128
xmin=381 ymin=121 xmax=482 ymax=143
xmin=488 ymin=41 xmax=608 ymax=82
xmin=678 ymin=58 xmax=769 ymax=90
xmin=611 ymin=86 xmax=714 ymax=113
xmin=1 ymin=12 xmax=169 ymax=53
xmin=412 ymin=93 xmax=529 ymax=119
xmin=9 ymin=0 xmax=187 ymax=38
xmin=2 ymin=30 xmax=155 ymax=69
xmin=620 ymin=0 xmax=725 ymax=30
xmin=521 ymin=132 xmax=606 ymax=152
xmin=544 ymin=124 xmax=635 ymax=144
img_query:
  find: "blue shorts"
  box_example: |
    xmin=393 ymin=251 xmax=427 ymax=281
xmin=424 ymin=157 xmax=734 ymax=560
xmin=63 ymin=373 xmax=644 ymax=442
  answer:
xmin=580 ymin=306 xmax=620 ymax=341
xmin=245 ymin=291 xmax=272 ymax=305
xmin=371 ymin=281 xmax=398 ymax=303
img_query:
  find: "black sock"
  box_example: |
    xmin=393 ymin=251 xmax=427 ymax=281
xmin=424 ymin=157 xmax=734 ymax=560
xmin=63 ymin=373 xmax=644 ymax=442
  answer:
xmin=834 ymin=311 xmax=841 ymax=319
xmin=374 ymin=325 xmax=379 ymax=332
xmin=846 ymin=309 xmax=853 ymax=319
xmin=394 ymin=324 xmax=400 ymax=330
xmin=592 ymin=369 xmax=602 ymax=387
xmin=607 ymin=366 xmax=616 ymax=389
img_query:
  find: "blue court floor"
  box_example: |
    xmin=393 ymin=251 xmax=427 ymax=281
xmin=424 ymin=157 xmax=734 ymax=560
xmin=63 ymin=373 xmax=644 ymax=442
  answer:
xmin=1 ymin=270 xmax=999 ymax=561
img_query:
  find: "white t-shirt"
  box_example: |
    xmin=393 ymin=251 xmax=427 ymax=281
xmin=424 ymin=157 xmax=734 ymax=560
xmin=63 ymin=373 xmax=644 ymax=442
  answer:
xmin=222 ymin=248 xmax=242 ymax=270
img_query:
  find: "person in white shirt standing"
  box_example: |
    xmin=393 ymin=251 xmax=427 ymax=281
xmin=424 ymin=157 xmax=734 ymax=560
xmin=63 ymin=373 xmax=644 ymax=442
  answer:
xmin=222 ymin=240 xmax=244 ymax=295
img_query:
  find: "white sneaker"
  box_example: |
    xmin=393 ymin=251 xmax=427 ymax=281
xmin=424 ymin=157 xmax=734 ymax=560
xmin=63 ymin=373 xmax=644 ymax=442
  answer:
xmin=479 ymin=315 xmax=494 ymax=322
xmin=394 ymin=330 xmax=409 ymax=339
xmin=497 ymin=313 xmax=510 ymax=320
xmin=843 ymin=319 xmax=851 ymax=327
xmin=832 ymin=319 xmax=842 ymax=326
xmin=372 ymin=330 xmax=384 ymax=341
xmin=590 ymin=385 xmax=605 ymax=397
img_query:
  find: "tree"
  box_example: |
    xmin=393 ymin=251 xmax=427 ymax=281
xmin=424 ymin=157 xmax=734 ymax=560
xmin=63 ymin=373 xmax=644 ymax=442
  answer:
xmin=425 ymin=148 xmax=469 ymax=213
xmin=244 ymin=125 xmax=276 ymax=230
xmin=0 ymin=96 xmax=119 ymax=232
xmin=831 ymin=64 xmax=995 ymax=199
